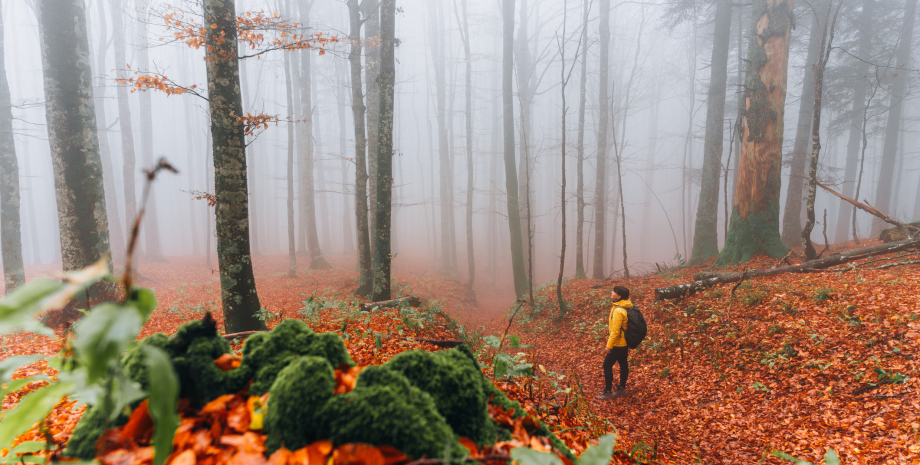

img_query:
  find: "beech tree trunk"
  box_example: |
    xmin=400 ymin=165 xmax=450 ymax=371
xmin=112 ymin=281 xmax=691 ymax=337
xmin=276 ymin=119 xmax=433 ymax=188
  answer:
xmin=347 ymin=0 xmax=373 ymax=296
xmin=371 ymin=0 xmax=396 ymax=301
xmin=502 ymin=0 xmax=528 ymax=298
xmin=37 ymin=0 xmax=114 ymax=283
xmin=283 ymin=48 xmax=296 ymax=277
xmin=689 ymin=0 xmax=733 ymax=263
xmin=203 ymin=0 xmax=263 ymax=332
xmin=574 ymin=0 xmax=589 ymax=279
xmin=833 ymin=0 xmax=872 ymax=243
xmin=113 ymin=1 xmax=139 ymax=259
xmin=0 ymin=6 xmax=24 ymax=292
xmin=455 ymin=0 xmax=475 ymax=290
xmin=366 ymin=1 xmax=380 ymax=250
xmin=871 ymin=0 xmax=917 ymax=236
xmin=133 ymin=0 xmax=164 ymax=262
xmin=91 ymin=0 xmax=126 ymax=267
xmin=428 ymin=0 xmax=457 ymax=278
xmin=591 ymin=0 xmax=610 ymax=279
xmin=716 ymin=0 xmax=793 ymax=266
xmin=781 ymin=11 xmax=821 ymax=247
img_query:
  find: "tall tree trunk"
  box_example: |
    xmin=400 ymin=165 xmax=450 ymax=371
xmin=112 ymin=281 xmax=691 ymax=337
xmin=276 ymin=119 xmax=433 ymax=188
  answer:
xmin=781 ymin=8 xmax=822 ymax=247
xmin=516 ymin=0 xmax=535 ymax=278
xmin=133 ymin=0 xmax=164 ymax=261
xmin=640 ymin=88 xmax=659 ymax=262
xmin=429 ymin=0 xmax=457 ymax=277
xmin=833 ymin=0 xmax=872 ymax=242
xmin=284 ymin=46 xmax=297 ymax=277
xmin=716 ymin=0 xmax=793 ymax=265
xmin=37 ymin=0 xmax=113 ymax=285
xmin=366 ymin=1 xmax=380 ymax=250
xmin=113 ymin=0 xmax=139 ymax=260
xmin=452 ymin=0 xmax=475 ymax=290
xmin=337 ymin=70 xmax=355 ymax=254
xmin=801 ymin=1 xmax=839 ymax=259
xmin=502 ymin=0 xmax=528 ymax=298
xmin=206 ymin=130 xmax=213 ymax=268
xmin=371 ymin=0 xmax=396 ymax=301
xmin=239 ymin=39 xmax=262 ymax=257
xmin=689 ymin=0 xmax=732 ymax=263
xmin=298 ymin=0 xmax=331 ymax=270
xmin=591 ymin=0 xmax=610 ymax=279
xmin=574 ymin=0 xmax=589 ymax=278
xmin=871 ymin=0 xmax=917 ymax=236
xmin=0 ymin=6 xmax=24 ymax=292
xmin=347 ymin=0 xmax=373 ymax=295
xmin=91 ymin=0 xmax=126 ymax=267
xmin=203 ymin=0 xmax=263 ymax=332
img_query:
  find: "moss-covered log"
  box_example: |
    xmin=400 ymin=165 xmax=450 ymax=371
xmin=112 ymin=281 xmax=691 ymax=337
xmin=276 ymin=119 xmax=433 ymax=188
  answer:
xmin=716 ymin=0 xmax=794 ymax=266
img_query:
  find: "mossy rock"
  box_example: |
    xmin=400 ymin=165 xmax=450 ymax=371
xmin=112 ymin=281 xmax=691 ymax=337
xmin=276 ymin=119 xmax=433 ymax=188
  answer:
xmin=384 ymin=345 xmax=498 ymax=445
xmin=121 ymin=333 xmax=169 ymax=391
xmin=64 ymin=403 xmax=109 ymax=459
xmin=241 ymin=319 xmax=353 ymax=396
xmin=264 ymin=356 xmax=336 ymax=453
xmin=320 ymin=365 xmax=464 ymax=460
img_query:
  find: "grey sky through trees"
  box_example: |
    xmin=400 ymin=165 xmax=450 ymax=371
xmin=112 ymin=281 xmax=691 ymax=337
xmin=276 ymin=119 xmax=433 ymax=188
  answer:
xmin=3 ymin=0 xmax=920 ymax=294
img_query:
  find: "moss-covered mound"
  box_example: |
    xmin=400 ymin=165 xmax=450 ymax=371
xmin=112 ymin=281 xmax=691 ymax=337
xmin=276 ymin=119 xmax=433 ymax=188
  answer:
xmin=320 ymin=365 xmax=463 ymax=460
xmin=241 ymin=319 xmax=354 ymax=396
xmin=264 ymin=356 xmax=336 ymax=453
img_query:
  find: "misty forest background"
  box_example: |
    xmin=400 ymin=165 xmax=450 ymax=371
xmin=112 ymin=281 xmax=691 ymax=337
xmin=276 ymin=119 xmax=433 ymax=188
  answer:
xmin=2 ymin=0 xmax=919 ymax=325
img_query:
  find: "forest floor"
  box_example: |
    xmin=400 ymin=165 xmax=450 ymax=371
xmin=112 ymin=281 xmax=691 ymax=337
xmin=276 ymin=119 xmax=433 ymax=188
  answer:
xmin=2 ymin=241 xmax=919 ymax=464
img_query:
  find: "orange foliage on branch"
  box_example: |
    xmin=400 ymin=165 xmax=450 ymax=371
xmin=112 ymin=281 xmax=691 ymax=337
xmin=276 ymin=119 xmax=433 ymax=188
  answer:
xmin=237 ymin=113 xmax=280 ymax=136
xmin=116 ymin=74 xmax=195 ymax=96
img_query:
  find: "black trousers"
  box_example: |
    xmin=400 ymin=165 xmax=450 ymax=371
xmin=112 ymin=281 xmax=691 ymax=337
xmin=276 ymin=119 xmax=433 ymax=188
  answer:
xmin=603 ymin=346 xmax=628 ymax=391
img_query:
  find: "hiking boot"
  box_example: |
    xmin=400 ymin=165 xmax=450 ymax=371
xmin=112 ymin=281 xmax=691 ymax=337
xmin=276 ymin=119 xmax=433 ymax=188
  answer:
xmin=612 ymin=387 xmax=627 ymax=397
xmin=595 ymin=390 xmax=615 ymax=400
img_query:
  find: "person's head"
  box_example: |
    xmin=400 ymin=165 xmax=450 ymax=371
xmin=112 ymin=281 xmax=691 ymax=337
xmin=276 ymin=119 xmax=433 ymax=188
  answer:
xmin=611 ymin=286 xmax=630 ymax=301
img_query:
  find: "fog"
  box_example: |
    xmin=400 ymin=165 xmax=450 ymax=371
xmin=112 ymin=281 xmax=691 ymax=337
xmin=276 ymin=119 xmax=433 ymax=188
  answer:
xmin=4 ymin=0 xmax=919 ymax=292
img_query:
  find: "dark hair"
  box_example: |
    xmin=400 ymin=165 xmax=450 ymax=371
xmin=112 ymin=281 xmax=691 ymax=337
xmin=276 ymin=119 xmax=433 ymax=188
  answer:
xmin=613 ymin=286 xmax=630 ymax=300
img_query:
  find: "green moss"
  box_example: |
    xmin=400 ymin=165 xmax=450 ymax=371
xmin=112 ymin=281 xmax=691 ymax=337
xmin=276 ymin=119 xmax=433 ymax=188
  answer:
xmin=717 ymin=207 xmax=788 ymax=266
xmin=384 ymin=346 xmax=495 ymax=445
xmin=241 ymin=319 xmax=353 ymax=396
xmin=264 ymin=357 xmax=336 ymax=453
xmin=170 ymin=334 xmax=252 ymax=408
xmin=63 ymin=403 xmax=107 ymax=459
xmin=320 ymin=365 xmax=463 ymax=460
xmin=121 ymin=333 xmax=169 ymax=391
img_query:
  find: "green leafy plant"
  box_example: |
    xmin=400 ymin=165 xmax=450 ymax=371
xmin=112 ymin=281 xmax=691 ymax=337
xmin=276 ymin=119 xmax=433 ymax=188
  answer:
xmin=482 ymin=334 xmax=533 ymax=380
xmin=813 ymin=286 xmax=834 ymax=304
xmin=0 ymin=263 xmax=179 ymax=465
xmin=771 ymin=448 xmax=840 ymax=465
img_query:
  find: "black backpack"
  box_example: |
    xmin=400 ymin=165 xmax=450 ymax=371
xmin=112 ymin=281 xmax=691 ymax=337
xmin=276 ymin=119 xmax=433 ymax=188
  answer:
xmin=619 ymin=305 xmax=647 ymax=349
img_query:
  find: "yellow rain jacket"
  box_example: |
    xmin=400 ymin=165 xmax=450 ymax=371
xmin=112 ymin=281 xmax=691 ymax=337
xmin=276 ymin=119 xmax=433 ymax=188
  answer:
xmin=606 ymin=299 xmax=633 ymax=349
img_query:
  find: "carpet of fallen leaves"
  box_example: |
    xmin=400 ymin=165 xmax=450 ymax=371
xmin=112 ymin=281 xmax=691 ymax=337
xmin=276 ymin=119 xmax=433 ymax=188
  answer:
xmin=0 ymin=254 xmax=632 ymax=465
xmin=503 ymin=240 xmax=920 ymax=464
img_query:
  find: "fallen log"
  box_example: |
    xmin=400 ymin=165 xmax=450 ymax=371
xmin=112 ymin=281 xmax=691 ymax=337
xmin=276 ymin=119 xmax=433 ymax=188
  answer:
xmin=398 ymin=337 xmax=464 ymax=348
xmin=655 ymin=238 xmax=920 ymax=300
xmin=359 ymin=296 xmax=422 ymax=312
xmin=222 ymin=330 xmax=265 ymax=341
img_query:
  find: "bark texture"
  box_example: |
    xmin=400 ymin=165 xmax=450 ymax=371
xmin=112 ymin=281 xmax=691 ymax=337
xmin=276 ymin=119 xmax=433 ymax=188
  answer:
xmin=203 ymin=0 xmax=264 ymax=332
xmin=0 ymin=6 xmax=25 ymax=291
xmin=347 ymin=0 xmax=373 ymax=296
xmin=574 ymin=0 xmax=589 ymax=279
xmin=502 ymin=0 xmax=528 ymax=298
xmin=716 ymin=0 xmax=793 ymax=266
xmin=371 ymin=0 xmax=396 ymax=301
xmin=689 ymin=0 xmax=733 ymax=263
xmin=366 ymin=1 xmax=381 ymax=249
xmin=37 ymin=0 xmax=113 ymax=277
xmin=591 ymin=0 xmax=610 ymax=279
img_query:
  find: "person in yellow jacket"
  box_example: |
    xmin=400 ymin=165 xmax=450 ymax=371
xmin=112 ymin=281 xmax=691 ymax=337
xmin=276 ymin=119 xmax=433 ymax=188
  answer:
xmin=595 ymin=286 xmax=632 ymax=400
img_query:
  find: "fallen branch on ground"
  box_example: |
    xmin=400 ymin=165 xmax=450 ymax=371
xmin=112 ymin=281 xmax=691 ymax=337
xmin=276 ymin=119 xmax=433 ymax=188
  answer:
xmin=359 ymin=296 xmax=422 ymax=311
xmin=655 ymin=238 xmax=920 ymax=300
xmin=222 ymin=330 xmax=265 ymax=340
xmin=397 ymin=337 xmax=464 ymax=348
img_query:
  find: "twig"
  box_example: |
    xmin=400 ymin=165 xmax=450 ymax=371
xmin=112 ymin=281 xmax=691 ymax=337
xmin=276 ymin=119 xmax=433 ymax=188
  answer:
xmin=222 ymin=330 xmax=265 ymax=341
xmin=122 ymin=159 xmax=179 ymax=302
xmin=497 ymin=299 xmax=526 ymax=349
xmin=818 ymin=209 xmax=830 ymax=258
xmin=804 ymin=174 xmax=919 ymax=236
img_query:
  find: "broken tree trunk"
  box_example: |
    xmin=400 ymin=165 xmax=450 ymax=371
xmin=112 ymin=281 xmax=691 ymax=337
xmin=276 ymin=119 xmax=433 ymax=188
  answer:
xmin=655 ymin=238 xmax=920 ymax=300
xmin=359 ymin=296 xmax=422 ymax=312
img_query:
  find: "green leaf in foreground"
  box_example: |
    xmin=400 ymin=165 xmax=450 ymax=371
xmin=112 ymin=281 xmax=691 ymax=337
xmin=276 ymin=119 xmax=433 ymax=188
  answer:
xmin=577 ymin=434 xmax=617 ymax=465
xmin=0 ymin=382 xmax=72 ymax=450
xmin=510 ymin=447 xmax=563 ymax=465
xmin=143 ymin=346 xmax=179 ymax=465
